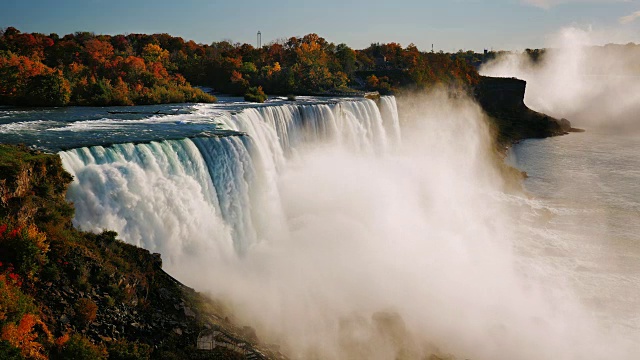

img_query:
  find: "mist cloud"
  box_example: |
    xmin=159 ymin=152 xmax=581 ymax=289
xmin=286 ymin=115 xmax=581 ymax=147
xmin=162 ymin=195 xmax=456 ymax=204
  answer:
xmin=620 ymin=10 xmax=640 ymax=24
xmin=523 ymin=0 xmax=630 ymax=9
xmin=186 ymin=91 xmax=635 ymax=359
xmin=61 ymin=87 xmax=639 ymax=358
xmin=481 ymin=26 xmax=640 ymax=132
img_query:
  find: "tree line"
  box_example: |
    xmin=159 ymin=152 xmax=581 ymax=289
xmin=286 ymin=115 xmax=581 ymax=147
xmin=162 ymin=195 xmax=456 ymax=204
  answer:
xmin=0 ymin=27 xmax=480 ymax=106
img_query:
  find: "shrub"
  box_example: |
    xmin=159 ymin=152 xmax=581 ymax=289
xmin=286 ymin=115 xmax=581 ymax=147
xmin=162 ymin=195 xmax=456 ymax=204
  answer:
xmin=74 ymin=298 xmax=97 ymax=326
xmin=0 ymin=314 xmax=51 ymax=360
xmin=244 ymin=86 xmax=267 ymax=103
xmin=108 ymin=339 xmax=151 ymax=360
xmin=0 ymin=275 xmax=37 ymax=324
xmin=53 ymin=334 xmax=106 ymax=360
xmin=0 ymin=224 xmax=49 ymax=279
xmin=0 ymin=339 xmax=24 ymax=360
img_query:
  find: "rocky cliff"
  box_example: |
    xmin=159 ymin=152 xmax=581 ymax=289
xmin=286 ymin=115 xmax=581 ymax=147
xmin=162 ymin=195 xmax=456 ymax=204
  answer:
xmin=474 ymin=76 xmax=574 ymax=147
xmin=0 ymin=145 xmax=285 ymax=360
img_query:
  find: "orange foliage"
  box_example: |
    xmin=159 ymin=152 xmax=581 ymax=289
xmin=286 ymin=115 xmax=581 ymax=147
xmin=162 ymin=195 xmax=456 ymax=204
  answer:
xmin=124 ymin=56 xmax=146 ymax=74
xmin=54 ymin=333 xmax=70 ymax=347
xmin=148 ymin=62 xmax=169 ymax=79
xmin=0 ymin=54 xmax=50 ymax=97
xmin=84 ymin=39 xmax=114 ymax=64
xmin=142 ymin=43 xmax=169 ymax=65
xmin=1 ymin=313 xmax=52 ymax=360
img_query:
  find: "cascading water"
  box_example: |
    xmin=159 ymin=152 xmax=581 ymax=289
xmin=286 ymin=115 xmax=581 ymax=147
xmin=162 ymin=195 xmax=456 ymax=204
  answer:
xmin=60 ymin=97 xmax=398 ymax=264
xmin=57 ymin=93 xmax=638 ymax=360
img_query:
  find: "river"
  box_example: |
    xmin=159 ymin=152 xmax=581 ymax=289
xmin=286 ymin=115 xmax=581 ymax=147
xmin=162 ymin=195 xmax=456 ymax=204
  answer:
xmin=1 ymin=95 xmax=638 ymax=358
xmin=509 ymin=130 xmax=640 ymax=345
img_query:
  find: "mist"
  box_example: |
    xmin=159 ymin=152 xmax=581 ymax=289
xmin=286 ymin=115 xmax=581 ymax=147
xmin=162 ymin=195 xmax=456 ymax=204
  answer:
xmin=60 ymin=90 xmax=638 ymax=359
xmin=187 ymin=92 xmax=633 ymax=359
xmin=480 ymin=27 xmax=640 ymax=132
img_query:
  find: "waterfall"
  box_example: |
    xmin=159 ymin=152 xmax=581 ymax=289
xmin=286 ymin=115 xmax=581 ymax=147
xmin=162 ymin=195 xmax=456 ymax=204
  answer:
xmin=60 ymin=97 xmax=401 ymax=264
xmin=57 ymin=93 xmax=637 ymax=359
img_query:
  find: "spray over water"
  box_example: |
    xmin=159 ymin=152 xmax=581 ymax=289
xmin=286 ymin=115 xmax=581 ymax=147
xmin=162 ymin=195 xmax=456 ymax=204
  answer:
xmin=61 ymin=93 xmax=636 ymax=359
xmin=481 ymin=27 xmax=640 ymax=132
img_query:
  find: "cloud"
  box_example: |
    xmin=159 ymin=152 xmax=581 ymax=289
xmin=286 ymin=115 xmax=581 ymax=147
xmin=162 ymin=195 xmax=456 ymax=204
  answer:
xmin=523 ymin=0 xmax=630 ymax=10
xmin=619 ymin=10 xmax=640 ymax=24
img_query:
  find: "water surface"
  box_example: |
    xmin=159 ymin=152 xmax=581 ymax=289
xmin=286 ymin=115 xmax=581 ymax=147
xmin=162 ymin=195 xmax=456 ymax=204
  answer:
xmin=510 ymin=131 xmax=640 ymax=337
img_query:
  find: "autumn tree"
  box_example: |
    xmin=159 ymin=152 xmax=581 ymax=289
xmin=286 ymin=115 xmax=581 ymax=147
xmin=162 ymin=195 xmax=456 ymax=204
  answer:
xmin=83 ymin=39 xmax=114 ymax=66
xmin=23 ymin=70 xmax=71 ymax=106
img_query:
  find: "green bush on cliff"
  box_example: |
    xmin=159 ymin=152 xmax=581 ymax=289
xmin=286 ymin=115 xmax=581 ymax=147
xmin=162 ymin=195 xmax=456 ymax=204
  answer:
xmin=0 ymin=273 xmax=38 ymax=324
xmin=53 ymin=334 xmax=107 ymax=360
xmin=244 ymin=86 xmax=267 ymax=103
xmin=0 ymin=224 xmax=49 ymax=280
xmin=0 ymin=340 xmax=24 ymax=360
xmin=107 ymin=339 xmax=152 ymax=360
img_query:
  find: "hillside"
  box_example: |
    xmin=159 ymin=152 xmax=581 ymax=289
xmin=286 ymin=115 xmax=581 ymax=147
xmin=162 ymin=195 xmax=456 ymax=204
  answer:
xmin=0 ymin=145 xmax=284 ymax=360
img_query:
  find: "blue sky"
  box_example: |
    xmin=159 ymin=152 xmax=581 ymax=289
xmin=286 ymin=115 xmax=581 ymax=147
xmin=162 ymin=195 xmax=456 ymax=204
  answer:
xmin=1 ymin=0 xmax=639 ymax=51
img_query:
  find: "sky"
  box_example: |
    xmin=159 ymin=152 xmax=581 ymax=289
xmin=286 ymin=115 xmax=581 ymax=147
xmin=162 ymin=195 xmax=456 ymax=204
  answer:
xmin=1 ymin=0 xmax=639 ymax=51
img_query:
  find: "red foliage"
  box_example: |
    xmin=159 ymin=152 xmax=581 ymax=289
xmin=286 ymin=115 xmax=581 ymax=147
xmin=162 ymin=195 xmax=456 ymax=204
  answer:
xmin=84 ymin=39 xmax=114 ymax=65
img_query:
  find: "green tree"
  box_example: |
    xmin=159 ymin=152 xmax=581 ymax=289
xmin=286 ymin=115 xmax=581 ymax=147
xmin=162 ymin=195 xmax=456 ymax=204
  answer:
xmin=22 ymin=71 xmax=71 ymax=106
xmin=336 ymin=43 xmax=356 ymax=75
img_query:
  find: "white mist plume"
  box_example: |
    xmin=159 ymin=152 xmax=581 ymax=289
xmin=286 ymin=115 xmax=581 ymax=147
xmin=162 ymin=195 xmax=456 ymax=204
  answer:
xmin=61 ymin=94 xmax=637 ymax=359
xmin=480 ymin=27 xmax=640 ymax=132
xmin=212 ymin=91 xmax=635 ymax=359
xmin=523 ymin=0 xmax=629 ymax=10
xmin=620 ymin=10 xmax=640 ymax=24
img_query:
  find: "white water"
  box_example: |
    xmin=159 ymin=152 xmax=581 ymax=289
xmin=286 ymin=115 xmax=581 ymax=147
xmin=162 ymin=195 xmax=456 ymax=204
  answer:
xmin=60 ymin=98 xmax=392 ymax=273
xmin=60 ymin=95 xmax=637 ymax=359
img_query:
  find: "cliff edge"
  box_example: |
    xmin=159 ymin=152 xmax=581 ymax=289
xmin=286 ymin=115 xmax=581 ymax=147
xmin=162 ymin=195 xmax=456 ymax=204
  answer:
xmin=474 ymin=76 xmax=574 ymax=147
xmin=0 ymin=145 xmax=284 ymax=360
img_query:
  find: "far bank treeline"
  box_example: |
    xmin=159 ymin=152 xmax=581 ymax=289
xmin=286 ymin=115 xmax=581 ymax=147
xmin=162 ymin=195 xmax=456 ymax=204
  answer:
xmin=0 ymin=27 xmax=479 ymax=106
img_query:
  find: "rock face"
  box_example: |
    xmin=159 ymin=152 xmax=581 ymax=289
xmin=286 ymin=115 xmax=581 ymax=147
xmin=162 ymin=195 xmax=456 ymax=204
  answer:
xmin=0 ymin=145 xmax=286 ymax=360
xmin=0 ymin=145 xmax=74 ymax=226
xmin=474 ymin=76 xmax=572 ymax=146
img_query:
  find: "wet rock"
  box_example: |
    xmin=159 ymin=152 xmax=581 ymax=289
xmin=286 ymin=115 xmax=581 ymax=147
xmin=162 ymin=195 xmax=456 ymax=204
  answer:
xmin=242 ymin=326 xmax=259 ymax=343
xmin=183 ymin=306 xmax=196 ymax=318
xmin=559 ymin=118 xmax=572 ymax=132
xmin=99 ymin=335 xmax=113 ymax=342
xmin=159 ymin=288 xmax=170 ymax=300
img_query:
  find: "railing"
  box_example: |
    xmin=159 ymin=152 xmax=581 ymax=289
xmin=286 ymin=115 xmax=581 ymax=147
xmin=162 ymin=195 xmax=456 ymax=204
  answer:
xmin=197 ymin=329 xmax=268 ymax=359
